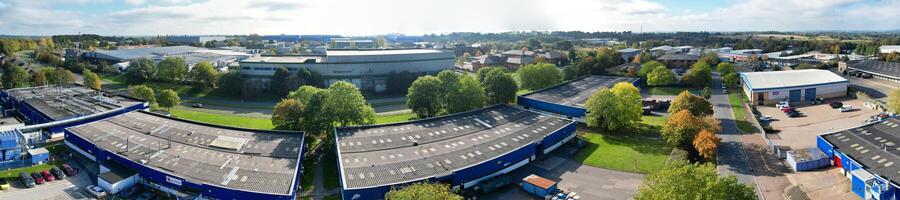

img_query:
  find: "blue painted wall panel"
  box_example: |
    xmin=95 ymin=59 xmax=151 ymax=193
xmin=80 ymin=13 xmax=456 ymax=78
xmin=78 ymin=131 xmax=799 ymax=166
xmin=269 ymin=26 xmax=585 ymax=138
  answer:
xmin=540 ymin=122 xmax=577 ymax=152
xmin=517 ymin=96 xmax=586 ymax=118
xmin=452 ymin=143 xmax=536 ymax=184
xmin=816 ymin=136 xmax=834 ymax=158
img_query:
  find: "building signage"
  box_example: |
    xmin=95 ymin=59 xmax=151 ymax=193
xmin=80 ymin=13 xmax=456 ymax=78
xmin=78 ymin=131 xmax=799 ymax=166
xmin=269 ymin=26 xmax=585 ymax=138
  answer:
xmin=166 ymin=176 xmax=183 ymax=186
xmin=773 ymin=91 xmax=780 ymax=95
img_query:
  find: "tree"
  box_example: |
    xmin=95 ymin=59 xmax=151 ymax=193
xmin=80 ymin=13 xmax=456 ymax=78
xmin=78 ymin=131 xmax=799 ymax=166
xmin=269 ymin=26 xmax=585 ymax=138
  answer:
xmin=271 ymin=66 xmax=294 ymax=96
xmin=482 ymin=69 xmax=518 ymax=104
xmin=699 ymin=51 xmax=720 ymax=65
xmin=681 ymin=61 xmax=713 ymax=87
xmin=126 ymin=58 xmax=157 ymax=83
xmin=476 ymin=66 xmax=506 ymax=83
xmin=889 ymin=89 xmax=900 ymax=113
xmin=32 ymin=70 xmax=47 ymax=86
xmin=272 ymin=99 xmax=305 ymax=130
xmin=452 ymin=75 xmax=486 ymax=113
xmin=585 ymin=82 xmax=642 ymax=130
xmin=701 ymin=87 xmax=712 ymax=99
xmin=218 ymin=72 xmax=245 ymax=97
xmin=693 ymin=130 xmax=721 ymax=160
xmin=190 ymin=61 xmax=219 ymax=88
xmin=638 ymin=61 xmax=665 ymax=79
xmin=661 ymin=110 xmax=703 ymax=150
xmin=562 ymin=66 xmax=579 ymax=81
xmin=385 ymin=182 xmax=462 ymax=200
xmin=376 ymin=35 xmax=387 ymax=48
xmin=127 ymin=85 xmax=156 ymax=103
xmin=668 ymin=91 xmax=714 ymax=116
xmin=646 ymin=65 xmax=676 ymax=86
xmin=157 ymin=89 xmax=180 ymax=110
xmin=635 ymin=161 xmax=756 ymax=200
xmin=517 ymin=63 xmax=561 ymax=91
xmin=716 ymin=62 xmax=735 ymax=75
xmin=54 ymin=68 xmax=76 ymax=85
xmin=324 ymin=81 xmax=376 ymax=126
xmin=82 ymin=69 xmax=102 ymax=90
xmin=407 ymin=76 xmax=444 ymax=118
xmin=2 ymin=63 xmax=31 ymax=89
xmin=157 ymin=56 xmax=187 ymax=82
xmin=723 ymin=72 xmax=740 ymax=88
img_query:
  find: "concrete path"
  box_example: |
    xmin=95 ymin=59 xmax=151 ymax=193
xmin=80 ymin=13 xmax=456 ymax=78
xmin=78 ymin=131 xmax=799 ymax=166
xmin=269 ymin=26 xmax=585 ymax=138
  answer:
xmin=711 ymin=73 xmax=763 ymax=199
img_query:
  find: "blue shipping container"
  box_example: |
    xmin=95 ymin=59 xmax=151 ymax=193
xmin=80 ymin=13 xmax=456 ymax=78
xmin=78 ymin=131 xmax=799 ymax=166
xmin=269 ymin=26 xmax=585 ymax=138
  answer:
xmin=851 ymin=169 xmax=874 ymax=198
xmin=521 ymin=175 xmax=557 ymax=197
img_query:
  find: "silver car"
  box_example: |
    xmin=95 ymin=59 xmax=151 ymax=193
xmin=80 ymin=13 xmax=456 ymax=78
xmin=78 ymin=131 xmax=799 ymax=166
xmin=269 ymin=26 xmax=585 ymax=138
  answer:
xmin=84 ymin=185 xmax=108 ymax=199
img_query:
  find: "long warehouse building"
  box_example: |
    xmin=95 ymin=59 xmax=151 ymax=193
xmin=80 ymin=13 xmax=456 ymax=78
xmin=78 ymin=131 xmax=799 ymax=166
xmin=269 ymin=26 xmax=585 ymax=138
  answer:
xmin=518 ymin=75 xmax=640 ymax=118
xmin=741 ymin=69 xmax=848 ymax=105
xmin=239 ymin=49 xmax=454 ymax=92
xmin=335 ymin=105 xmax=577 ymax=200
xmin=817 ymin=117 xmax=900 ymax=200
xmin=65 ymin=111 xmax=306 ymax=200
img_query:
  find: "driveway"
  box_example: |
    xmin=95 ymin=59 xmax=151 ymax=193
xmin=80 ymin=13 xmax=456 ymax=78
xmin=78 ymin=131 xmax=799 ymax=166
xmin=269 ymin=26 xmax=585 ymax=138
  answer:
xmin=710 ymin=73 xmax=761 ymax=199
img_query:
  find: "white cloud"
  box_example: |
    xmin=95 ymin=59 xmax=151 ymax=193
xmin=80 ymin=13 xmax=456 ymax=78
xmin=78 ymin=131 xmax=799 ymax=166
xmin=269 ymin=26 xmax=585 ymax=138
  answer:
xmin=0 ymin=0 xmax=897 ymax=35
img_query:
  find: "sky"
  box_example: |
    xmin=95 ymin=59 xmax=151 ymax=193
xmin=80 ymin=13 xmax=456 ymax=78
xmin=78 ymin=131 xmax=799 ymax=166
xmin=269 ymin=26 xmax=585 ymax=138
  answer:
xmin=0 ymin=0 xmax=898 ymax=36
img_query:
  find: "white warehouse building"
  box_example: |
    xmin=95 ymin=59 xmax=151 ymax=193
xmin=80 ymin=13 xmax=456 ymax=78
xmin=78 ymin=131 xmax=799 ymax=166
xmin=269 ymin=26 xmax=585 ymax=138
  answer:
xmin=238 ymin=49 xmax=454 ymax=92
xmin=741 ymin=69 xmax=849 ymax=106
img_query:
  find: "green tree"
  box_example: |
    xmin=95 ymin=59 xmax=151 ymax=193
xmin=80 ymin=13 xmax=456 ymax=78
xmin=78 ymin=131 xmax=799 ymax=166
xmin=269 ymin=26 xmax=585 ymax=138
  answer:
xmin=723 ymin=72 xmax=741 ymax=88
xmin=407 ymin=76 xmax=444 ymax=118
xmin=385 ymin=182 xmax=463 ymax=200
xmin=2 ymin=63 xmax=31 ymax=88
xmin=646 ymin=66 xmax=676 ymax=86
xmin=218 ymin=72 xmax=245 ymax=97
xmin=476 ymin=66 xmax=507 ymax=83
xmin=32 ymin=70 xmax=47 ymax=86
xmin=190 ymin=61 xmax=219 ymax=88
xmin=126 ymin=58 xmax=157 ymax=83
xmin=157 ymin=89 xmax=180 ymax=110
xmin=54 ymin=68 xmax=76 ymax=85
xmin=324 ymin=81 xmax=376 ymax=126
xmin=452 ymin=75 xmax=486 ymax=113
xmin=585 ymin=88 xmax=618 ymax=129
xmin=716 ymin=62 xmax=735 ymax=74
xmin=889 ymin=89 xmax=900 ymax=113
xmin=482 ymin=69 xmax=518 ymax=104
xmin=271 ymin=66 xmax=293 ymax=96
xmin=82 ymin=69 xmax=102 ymax=90
xmin=128 ymin=85 xmax=156 ymax=103
xmin=517 ymin=63 xmax=562 ymax=91
xmin=157 ymin=56 xmax=187 ymax=82
xmin=701 ymin=87 xmax=712 ymax=99
xmin=681 ymin=61 xmax=713 ymax=87
xmin=272 ymin=99 xmax=305 ymax=130
xmin=668 ymin=91 xmax=714 ymax=116
xmin=585 ymin=82 xmax=642 ymax=130
xmin=562 ymin=66 xmax=579 ymax=81
xmin=637 ymin=61 xmax=664 ymax=79
xmin=699 ymin=51 xmax=720 ymax=65
xmin=635 ymin=161 xmax=756 ymax=200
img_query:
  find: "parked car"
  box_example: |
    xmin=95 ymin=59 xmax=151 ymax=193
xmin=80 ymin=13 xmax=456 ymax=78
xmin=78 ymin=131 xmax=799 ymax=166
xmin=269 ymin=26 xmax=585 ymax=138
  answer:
xmin=759 ymin=116 xmax=774 ymax=121
xmin=0 ymin=178 xmax=10 ymax=190
xmin=41 ymin=170 xmax=54 ymax=182
xmin=840 ymin=105 xmax=853 ymax=112
xmin=51 ymin=166 xmax=66 ymax=180
xmin=31 ymin=172 xmax=44 ymax=184
xmin=830 ymin=101 xmax=843 ymax=109
xmin=191 ymin=103 xmax=203 ymax=108
xmin=85 ymin=185 xmax=108 ymax=199
xmin=787 ymin=111 xmax=801 ymax=118
xmin=19 ymin=172 xmax=35 ymax=188
xmin=722 ymin=89 xmax=728 ymax=94
xmin=62 ymin=164 xmax=77 ymax=176
xmin=776 ymin=101 xmax=790 ymax=109
xmin=781 ymin=107 xmax=794 ymax=113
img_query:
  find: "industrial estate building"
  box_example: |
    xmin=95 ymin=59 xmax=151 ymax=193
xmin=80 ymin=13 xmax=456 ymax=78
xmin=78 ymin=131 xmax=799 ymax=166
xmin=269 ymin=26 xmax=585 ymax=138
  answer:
xmin=817 ymin=117 xmax=900 ymax=199
xmin=518 ymin=76 xmax=640 ymax=118
xmin=844 ymin=60 xmax=900 ymax=84
xmin=335 ymin=105 xmax=576 ymax=199
xmin=238 ymin=49 xmax=454 ymax=92
xmin=65 ymin=111 xmax=306 ymax=199
xmin=84 ymin=46 xmax=251 ymax=72
xmin=740 ymin=69 xmax=849 ymax=105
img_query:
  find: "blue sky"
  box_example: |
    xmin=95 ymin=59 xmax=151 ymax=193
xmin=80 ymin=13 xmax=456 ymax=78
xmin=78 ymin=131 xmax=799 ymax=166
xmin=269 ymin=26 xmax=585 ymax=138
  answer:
xmin=0 ymin=0 xmax=897 ymax=36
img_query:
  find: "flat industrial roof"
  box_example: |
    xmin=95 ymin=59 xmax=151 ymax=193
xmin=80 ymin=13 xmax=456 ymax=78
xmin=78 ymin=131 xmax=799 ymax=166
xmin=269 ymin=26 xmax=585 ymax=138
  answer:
xmin=741 ymin=69 xmax=847 ymax=91
xmin=520 ymin=76 xmax=640 ymax=108
xmin=66 ymin=111 xmax=304 ymax=195
xmin=241 ymin=56 xmax=322 ymax=63
xmin=822 ymin=117 xmax=900 ymax=185
xmin=336 ymin=105 xmax=572 ymax=189
xmin=93 ymin=46 xmax=204 ymax=61
xmin=849 ymin=60 xmax=900 ymax=79
xmin=4 ymin=86 xmax=143 ymax=120
xmin=325 ymin=49 xmax=447 ymax=56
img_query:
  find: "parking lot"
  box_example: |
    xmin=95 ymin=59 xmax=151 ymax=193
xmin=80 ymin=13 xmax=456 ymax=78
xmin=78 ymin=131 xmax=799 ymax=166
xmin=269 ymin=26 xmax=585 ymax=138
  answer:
xmin=760 ymin=98 xmax=881 ymax=150
xmin=0 ymin=164 xmax=95 ymax=200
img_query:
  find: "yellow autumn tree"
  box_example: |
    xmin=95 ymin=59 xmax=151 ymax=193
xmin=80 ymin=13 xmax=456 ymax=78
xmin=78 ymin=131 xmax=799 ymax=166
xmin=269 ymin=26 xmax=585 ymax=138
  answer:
xmin=693 ymin=130 xmax=721 ymax=160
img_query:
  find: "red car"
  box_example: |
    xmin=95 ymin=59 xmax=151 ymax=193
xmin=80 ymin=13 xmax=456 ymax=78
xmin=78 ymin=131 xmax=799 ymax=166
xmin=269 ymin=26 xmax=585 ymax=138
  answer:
xmin=41 ymin=170 xmax=55 ymax=182
xmin=31 ymin=172 xmax=45 ymax=184
xmin=781 ymin=107 xmax=794 ymax=113
xmin=62 ymin=164 xmax=77 ymax=176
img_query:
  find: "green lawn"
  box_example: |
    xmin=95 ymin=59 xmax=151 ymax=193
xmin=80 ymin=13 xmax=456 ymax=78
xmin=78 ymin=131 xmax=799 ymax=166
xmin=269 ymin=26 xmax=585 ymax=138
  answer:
xmin=573 ymin=127 xmax=672 ymax=174
xmin=640 ymin=115 xmax=669 ymax=127
xmin=727 ymin=92 xmax=755 ymax=133
xmin=374 ymin=112 xmax=417 ymax=124
xmin=169 ymin=108 xmax=275 ymax=130
xmin=0 ymin=162 xmax=60 ymax=179
xmin=646 ymin=86 xmax=697 ymax=96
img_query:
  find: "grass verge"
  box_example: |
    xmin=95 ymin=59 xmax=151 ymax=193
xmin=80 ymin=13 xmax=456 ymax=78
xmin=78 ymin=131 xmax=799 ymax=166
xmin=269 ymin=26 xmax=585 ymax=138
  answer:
xmin=0 ymin=162 xmax=62 ymax=179
xmin=573 ymin=117 xmax=673 ymax=174
xmin=727 ymin=92 xmax=755 ymax=133
xmin=646 ymin=86 xmax=697 ymax=96
xmin=322 ymin=149 xmax=340 ymax=189
xmin=169 ymin=108 xmax=274 ymax=130
xmin=374 ymin=112 xmax=417 ymax=124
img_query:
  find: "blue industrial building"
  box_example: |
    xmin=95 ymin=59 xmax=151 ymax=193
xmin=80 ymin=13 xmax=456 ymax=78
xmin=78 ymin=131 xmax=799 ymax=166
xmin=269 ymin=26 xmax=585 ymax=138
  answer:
xmin=817 ymin=117 xmax=900 ymax=200
xmin=518 ymin=76 xmax=640 ymax=118
xmin=335 ymin=105 xmax=577 ymax=200
xmin=65 ymin=111 xmax=306 ymax=200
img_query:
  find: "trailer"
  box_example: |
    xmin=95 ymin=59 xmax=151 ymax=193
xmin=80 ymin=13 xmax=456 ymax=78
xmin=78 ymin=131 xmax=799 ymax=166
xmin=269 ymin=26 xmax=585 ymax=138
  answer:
xmin=521 ymin=174 xmax=557 ymax=198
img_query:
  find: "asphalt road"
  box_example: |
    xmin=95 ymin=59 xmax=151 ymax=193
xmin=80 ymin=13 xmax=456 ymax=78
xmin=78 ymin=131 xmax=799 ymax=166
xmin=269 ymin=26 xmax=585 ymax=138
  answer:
xmin=710 ymin=73 xmax=762 ymax=199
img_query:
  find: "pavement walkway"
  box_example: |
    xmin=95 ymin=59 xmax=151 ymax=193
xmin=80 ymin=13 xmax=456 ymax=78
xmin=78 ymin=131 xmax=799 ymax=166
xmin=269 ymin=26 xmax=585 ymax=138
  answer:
xmin=711 ymin=73 xmax=763 ymax=199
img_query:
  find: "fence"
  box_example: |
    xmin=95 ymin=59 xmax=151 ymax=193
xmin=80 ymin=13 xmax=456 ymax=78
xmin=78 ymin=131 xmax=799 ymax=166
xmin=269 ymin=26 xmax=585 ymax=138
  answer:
xmin=0 ymin=159 xmax=31 ymax=170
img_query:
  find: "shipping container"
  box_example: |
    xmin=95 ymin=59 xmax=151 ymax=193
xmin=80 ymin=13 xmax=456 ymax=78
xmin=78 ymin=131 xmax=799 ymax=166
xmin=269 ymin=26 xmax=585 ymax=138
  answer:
xmin=786 ymin=148 xmax=830 ymax=171
xmin=521 ymin=174 xmax=557 ymax=198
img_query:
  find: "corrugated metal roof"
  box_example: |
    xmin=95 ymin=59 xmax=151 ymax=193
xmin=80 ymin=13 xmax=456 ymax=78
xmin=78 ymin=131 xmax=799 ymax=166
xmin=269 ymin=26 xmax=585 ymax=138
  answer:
xmin=523 ymin=174 xmax=556 ymax=189
xmin=741 ymin=69 xmax=847 ymax=90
